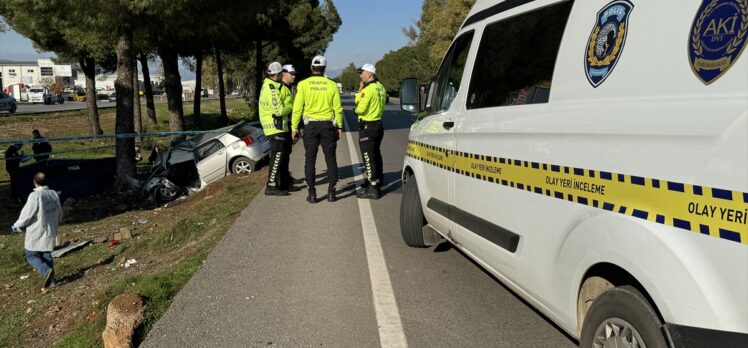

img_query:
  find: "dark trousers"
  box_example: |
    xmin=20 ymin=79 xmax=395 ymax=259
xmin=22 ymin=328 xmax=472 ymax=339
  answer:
xmin=6 ymin=169 xmax=17 ymax=200
xmin=267 ymin=132 xmax=292 ymax=189
xmin=359 ymin=120 xmax=384 ymax=185
xmin=303 ymin=121 xmax=338 ymax=191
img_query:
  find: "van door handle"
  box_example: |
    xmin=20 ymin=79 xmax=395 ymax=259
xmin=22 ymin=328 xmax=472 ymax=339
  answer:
xmin=442 ymin=121 xmax=455 ymax=130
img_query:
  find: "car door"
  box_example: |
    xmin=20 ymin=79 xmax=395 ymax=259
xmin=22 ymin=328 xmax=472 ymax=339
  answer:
xmin=409 ymin=31 xmax=475 ymax=237
xmin=452 ymin=1 xmax=576 ymax=319
xmin=195 ymin=139 xmax=227 ymax=184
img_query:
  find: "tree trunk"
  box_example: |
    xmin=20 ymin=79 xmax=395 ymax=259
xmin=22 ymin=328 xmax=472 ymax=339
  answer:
xmin=138 ymin=53 xmax=157 ymax=127
xmin=158 ymin=47 xmax=185 ymax=134
xmin=115 ymin=30 xmax=136 ymax=188
xmin=254 ymin=40 xmax=263 ymax=104
xmin=215 ymin=47 xmax=227 ymax=125
xmin=193 ymin=52 xmax=203 ymax=129
xmin=133 ymin=56 xmax=143 ymax=137
xmin=79 ymin=57 xmax=102 ymax=135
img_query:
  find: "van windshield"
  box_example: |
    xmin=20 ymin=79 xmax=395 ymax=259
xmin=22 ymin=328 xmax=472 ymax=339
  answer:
xmin=29 ymin=89 xmax=43 ymax=93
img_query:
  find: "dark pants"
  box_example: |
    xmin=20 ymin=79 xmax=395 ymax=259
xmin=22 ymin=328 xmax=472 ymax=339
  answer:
xmin=303 ymin=121 xmax=338 ymax=191
xmin=6 ymin=169 xmax=18 ymax=200
xmin=267 ymin=132 xmax=292 ymax=189
xmin=25 ymin=250 xmax=53 ymax=278
xmin=359 ymin=120 xmax=384 ymax=185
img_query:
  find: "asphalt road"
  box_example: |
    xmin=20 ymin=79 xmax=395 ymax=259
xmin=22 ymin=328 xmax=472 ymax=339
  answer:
xmin=8 ymin=96 xmax=228 ymax=115
xmin=142 ymin=96 xmax=577 ymax=348
xmin=11 ymin=100 xmax=117 ymax=115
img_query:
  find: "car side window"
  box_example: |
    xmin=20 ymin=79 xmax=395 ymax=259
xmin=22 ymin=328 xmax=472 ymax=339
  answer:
xmin=427 ymin=31 xmax=475 ymax=114
xmin=467 ymin=1 xmax=573 ymax=110
xmin=195 ymin=140 xmax=225 ymax=162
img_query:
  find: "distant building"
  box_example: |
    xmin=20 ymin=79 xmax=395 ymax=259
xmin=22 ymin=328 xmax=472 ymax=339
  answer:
xmin=74 ymin=72 xmax=165 ymax=94
xmin=0 ymin=59 xmax=73 ymax=88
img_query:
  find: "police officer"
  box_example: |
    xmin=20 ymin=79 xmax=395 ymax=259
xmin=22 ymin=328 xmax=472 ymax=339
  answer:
xmin=354 ymin=64 xmax=387 ymax=199
xmin=259 ymin=61 xmax=294 ymax=196
xmin=281 ymin=64 xmax=304 ymax=186
xmin=291 ymin=56 xmax=343 ymax=204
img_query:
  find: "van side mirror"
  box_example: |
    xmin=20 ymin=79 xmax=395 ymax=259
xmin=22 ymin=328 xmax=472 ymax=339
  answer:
xmin=400 ymin=78 xmax=419 ymax=113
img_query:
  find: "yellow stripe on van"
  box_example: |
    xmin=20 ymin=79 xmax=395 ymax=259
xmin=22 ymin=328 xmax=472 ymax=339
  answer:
xmin=406 ymin=141 xmax=748 ymax=245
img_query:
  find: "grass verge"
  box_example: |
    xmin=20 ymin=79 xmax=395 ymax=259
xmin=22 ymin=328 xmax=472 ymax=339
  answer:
xmin=0 ymin=100 xmax=265 ymax=347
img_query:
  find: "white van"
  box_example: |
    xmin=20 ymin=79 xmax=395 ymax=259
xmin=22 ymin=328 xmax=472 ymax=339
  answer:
xmin=398 ymin=0 xmax=747 ymax=347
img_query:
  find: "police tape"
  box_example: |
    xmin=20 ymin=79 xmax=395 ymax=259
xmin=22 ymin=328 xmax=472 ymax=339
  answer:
xmin=406 ymin=141 xmax=748 ymax=245
xmin=0 ymin=145 xmax=117 ymax=161
xmin=0 ymin=130 xmax=222 ymax=146
xmin=0 ymin=121 xmax=260 ymax=146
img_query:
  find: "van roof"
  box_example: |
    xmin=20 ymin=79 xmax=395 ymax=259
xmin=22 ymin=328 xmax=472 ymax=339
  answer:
xmin=462 ymin=0 xmax=533 ymax=29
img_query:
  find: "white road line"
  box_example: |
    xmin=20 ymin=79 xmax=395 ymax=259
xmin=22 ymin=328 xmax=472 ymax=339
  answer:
xmin=344 ymin=115 xmax=408 ymax=348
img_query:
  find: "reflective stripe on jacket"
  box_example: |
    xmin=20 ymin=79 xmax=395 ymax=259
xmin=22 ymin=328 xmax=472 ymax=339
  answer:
xmin=259 ymin=78 xmax=293 ymax=136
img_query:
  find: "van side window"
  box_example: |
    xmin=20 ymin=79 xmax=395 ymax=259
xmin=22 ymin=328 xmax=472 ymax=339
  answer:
xmin=467 ymin=1 xmax=573 ymax=110
xmin=428 ymin=31 xmax=474 ymax=114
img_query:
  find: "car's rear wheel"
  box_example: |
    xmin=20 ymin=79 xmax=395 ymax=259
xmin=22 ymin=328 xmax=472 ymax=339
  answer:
xmin=581 ymin=286 xmax=668 ymax=348
xmin=231 ymin=156 xmax=255 ymax=176
xmin=9 ymin=103 xmax=16 ymax=113
xmin=400 ymin=175 xmax=430 ymax=247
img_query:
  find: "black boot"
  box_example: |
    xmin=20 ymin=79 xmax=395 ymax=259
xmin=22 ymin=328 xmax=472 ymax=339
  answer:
xmin=265 ymin=186 xmax=290 ymax=196
xmin=357 ymin=185 xmax=379 ymax=200
xmin=327 ymin=187 xmax=337 ymax=202
xmin=287 ymin=185 xmax=303 ymax=192
xmin=307 ymin=188 xmax=317 ymax=204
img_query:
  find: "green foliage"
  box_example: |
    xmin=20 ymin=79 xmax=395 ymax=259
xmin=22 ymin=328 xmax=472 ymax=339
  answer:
xmin=375 ymin=45 xmax=432 ymax=94
xmin=339 ymin=63 xmax=359 ymax=92
xmin=374 ymin=0 xmax=475 ymax=93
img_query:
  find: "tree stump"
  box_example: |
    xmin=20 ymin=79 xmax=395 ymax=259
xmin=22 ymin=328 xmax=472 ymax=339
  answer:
xmin=102 ymin=292 xmax=144 ymax=348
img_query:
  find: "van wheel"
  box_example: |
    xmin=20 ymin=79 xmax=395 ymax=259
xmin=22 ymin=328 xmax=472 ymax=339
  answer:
xmin=580 ymin=286 xmax=667 ymax=348
xmin=9 ymin=103 xmax=16 ymax=113
xmin=231 ymin=156 xmax=255 ymax=176
xmin=400 ymin=175 xmax=429 ymax=247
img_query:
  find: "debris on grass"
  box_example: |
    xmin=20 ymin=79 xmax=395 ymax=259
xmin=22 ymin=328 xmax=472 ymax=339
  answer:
xmin=20 ymin=275 xmax=30 ymax=280
xmin=123 ymin=259 xmax=137 ymax=268
xmin=51 ymin=240 xmax=91 ymax=258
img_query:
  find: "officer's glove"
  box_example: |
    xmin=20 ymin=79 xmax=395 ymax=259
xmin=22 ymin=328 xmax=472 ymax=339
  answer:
xmin=11 ymin=225 xmax=21 ymax=234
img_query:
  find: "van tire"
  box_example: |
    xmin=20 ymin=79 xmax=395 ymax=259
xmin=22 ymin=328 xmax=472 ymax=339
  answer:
xmin=580 ymin=286 xmax=667 ymax=348
xmin=9 ymin=103 xmax=16 ymax=113
xmin=231 ymin=156 xmax=255 ymax=176
xmin=400 ymin=175 xmax=429 ymax=247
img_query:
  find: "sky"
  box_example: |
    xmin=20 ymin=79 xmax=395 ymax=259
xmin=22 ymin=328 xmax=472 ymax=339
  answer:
xmin=324 ymin=0 xmax=422 ymax=76
xmin=0 ymin=0 xmax=422 ymax=78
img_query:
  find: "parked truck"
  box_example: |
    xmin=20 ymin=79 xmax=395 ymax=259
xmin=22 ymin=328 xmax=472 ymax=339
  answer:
xmin=28 ymin=85 xmax=64 ymax=105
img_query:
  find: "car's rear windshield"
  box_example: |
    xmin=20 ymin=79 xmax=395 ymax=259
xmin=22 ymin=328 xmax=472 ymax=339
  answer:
xmin=30 ymin=89 xmax=43 ymax=93
xmin=229 ymin=125 xmax=255 ymax=138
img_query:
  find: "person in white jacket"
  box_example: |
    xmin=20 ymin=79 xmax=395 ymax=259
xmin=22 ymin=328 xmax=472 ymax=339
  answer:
xmin=12 ymin=172 xmax=62 ymax=290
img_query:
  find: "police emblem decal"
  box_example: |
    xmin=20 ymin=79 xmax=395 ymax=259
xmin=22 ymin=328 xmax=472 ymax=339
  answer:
xmin=689 ymin=0 xmax=748 ymax=85
xmin=584 ymin=0 xmax=634 ymax=88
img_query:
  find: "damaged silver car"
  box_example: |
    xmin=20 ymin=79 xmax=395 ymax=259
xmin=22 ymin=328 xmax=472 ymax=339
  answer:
xmin=139 ymin=122 xmax=270 ymax=201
